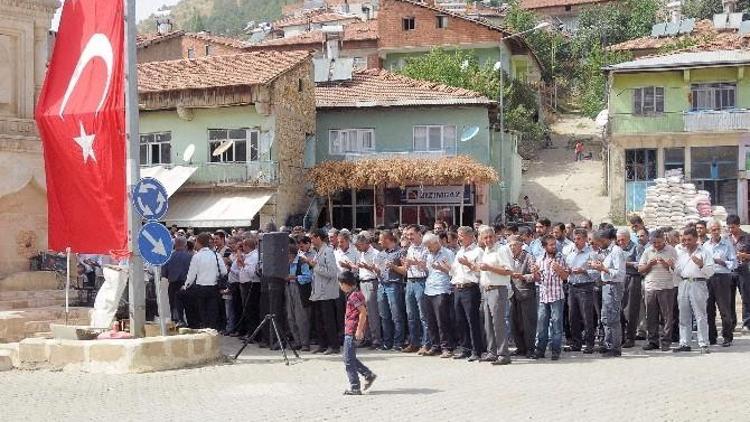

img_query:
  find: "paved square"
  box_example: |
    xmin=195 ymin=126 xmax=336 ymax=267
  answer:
xmin=3 ymin=335 xmax=749 ymax=421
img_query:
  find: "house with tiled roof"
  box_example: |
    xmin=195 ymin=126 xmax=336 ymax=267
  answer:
xmin=272 ymin=9 xmax=361 ymax=37
xmin=603 ymin=46 xmax=750 ymax=223
xmin=136 ymin=30 xmax=250 ymax=63
xmin=311 ymin=69 xmax=522 ymax=227
xmin=247 ymin=20 xmax=379 ymax=69
xmin=377 ymin=0 xmax=542 ymax=85
xmin=610 ymin=19 xmax=750 ymax=58
xmin=136 ymin=51 xmax=316 ymax=229
xmin=521 ymin=0 xmax=615 ymax=32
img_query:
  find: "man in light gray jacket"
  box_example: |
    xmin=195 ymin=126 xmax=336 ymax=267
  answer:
xmin=306 ymin=229 xmax=341 ymax=354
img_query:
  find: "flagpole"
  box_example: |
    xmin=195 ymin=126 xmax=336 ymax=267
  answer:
xmin=125 ymin=0 xmax=145 ymax=338
xmin=65 ymin=247 xmax=71 ymax=325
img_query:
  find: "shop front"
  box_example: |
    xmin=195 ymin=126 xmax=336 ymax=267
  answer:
xmin=308 ymin=155 xmax=498 ymax=230
xmin=322 ymin=185 xmax=478 ymax=229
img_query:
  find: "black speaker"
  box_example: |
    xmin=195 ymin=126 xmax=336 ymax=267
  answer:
xmin=260 ymin=232 xmax=290 ymax=280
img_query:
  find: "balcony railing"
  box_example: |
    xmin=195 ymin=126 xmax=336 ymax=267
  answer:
xmin=683 ymin=109 xmax=750 ymax=132
xmin=142 ymin=161 xmax=278 ymax=186
xmin=342 ymin=149 xmax=456 ymax=161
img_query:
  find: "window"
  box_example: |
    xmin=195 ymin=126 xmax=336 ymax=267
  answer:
xmin=691 ymin=83 xmax=736 ymax=111
xmin=625 ymin=149 xmax=657 ymax=181
xmin=205 ymin=44 xmax=213 ymax=56
xmin=402 ymin=17 xmax=415 ymax=31
xmin=436 ymin=15 xmax=448 ymax=29
xmin=329 ymin=129 xmax=375 ymax=154
xmin=664 ymin=147 xmax=685 ymax=173
xmin=633 ymin=86 xmax=664 ymax=115
xmin=187 ymin=48 xmax=195 ymax=59
xmin=208 ymin=128 xmax=259 ymax=163
xmin=298 ymin=78 xmax=304 ymax=93
xmin=353 ymin=57 xmax=367 ymax=70
xmin=139 ymin=132 xmax=172 ymax=165
xmin=413 ymin=125 xmax=457 ymax=152
xmin=565 ymin=5 xmax=572 ymax=11
xmin=691 ymin=146 xmax=738 ymax=180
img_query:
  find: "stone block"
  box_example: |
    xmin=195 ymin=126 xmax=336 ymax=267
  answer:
xmin=48 ymin=342 xmax=85 ymax=366
xmin=205 ymin=334 xmax=219 ymax=358
xmin=0 ymin=271 xmax=58 ymax=292
xmin=0 ymin=342 xmax=19 ymax=366
xmin=0 ymin=349 xmax=13 ymax=371
xmin=192 ymin=337 xmax=206 ymax=356
xmin=131 ymin=338 xmax=167 ymax=371
xmin=89 ymin=343 xmax=126 ymax=363
xmin=169 ymin=336 xmax=190 ymax=360
xmin=18 ymin=337 xmax=49 ymax=363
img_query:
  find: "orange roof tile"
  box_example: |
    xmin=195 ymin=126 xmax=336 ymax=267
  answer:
xmin=137 ymin=51 xmax=311 ymax=93
xmin=137 ymin=30 xmax=185 ymax=48
xmin=251 ymin=20 xmax=378 ymax=48
xmin=315 ymin=69 xmax=491 ymax=108
xmin=136 ymin=30 xmax=249 ymax=49
xmin=520 ymin=0 xmax=610 ymax=9
xmin=273 ymin=10 xmax=357 ymax=28
xmin=610 ymin=19 xmax=749 ymax=53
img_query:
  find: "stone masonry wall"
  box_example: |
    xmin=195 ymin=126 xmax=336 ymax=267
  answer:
xmin=265 ymin=60 xmax=316 ymax=227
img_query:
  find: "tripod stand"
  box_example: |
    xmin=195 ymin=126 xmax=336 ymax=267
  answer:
xmin=233 ymin=313 xmax=300 ymax=365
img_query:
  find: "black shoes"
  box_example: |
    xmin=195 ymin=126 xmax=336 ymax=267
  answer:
xmin=642 ymin=343 xmax=659 ymax=351
xmin=492 ymin=356 xmax=512 ymax=365
xmin=453 ymin=351 xmax=471 ymax=360
xmin=722 ymin=340 xmax=732 ymax=348
xmin=582 ymin=347 xmax=594 ymax=354
xmin=600 ymin=349 xmax=621 ymax=358
xmin=363 ymin=374 xmax=377 ymax=391
xmin=343 ymin=389 xmax=362 ymax=396
xmin=550 ymin=353 xmax=560 ymax=361
xmin=622 ymin=340 xmax=635 ymax=349
xmin=467 ymin=354 xmax=481 ymax=362
xmin=672 ymin=345 xmax=692 ymax=353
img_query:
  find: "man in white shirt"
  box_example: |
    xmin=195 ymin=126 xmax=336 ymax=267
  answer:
xmin=674 ymin=227 xmax=715 ymax=353
xmin=477 ymin=225 xmax=515 ymax=365
xmin=237 ymin=236 xmax=260 ymax=336
xmin=184 ymin=232 xmax=228 ymax=330
xmin=352 ymin=232 xmax=382 ymax=349
xmin=450 ymin=226 xmax=484 ymax=361
xmin=399 ymin=225 xmax=431 ymax=354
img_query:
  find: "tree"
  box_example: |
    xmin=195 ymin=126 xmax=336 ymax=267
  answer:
xmin=184 ymin=9 xmax=206 ymax=32
xmin=399 ymin=49 xmax=546 ymax=153
xmin=682 ymin=0 xmax=723 ymax=19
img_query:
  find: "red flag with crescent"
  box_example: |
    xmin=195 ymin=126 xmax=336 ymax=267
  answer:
xmin=35 ymin=0 xmax=126 ymax=253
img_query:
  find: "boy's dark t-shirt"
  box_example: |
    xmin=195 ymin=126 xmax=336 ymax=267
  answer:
xmin=344 ymin=290 xmax=366 ymax=336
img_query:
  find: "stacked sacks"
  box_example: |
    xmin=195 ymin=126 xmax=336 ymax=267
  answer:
xmin=712 ymin=205 xmax=728 ymax=223
xmin=638 ymin=170 xmax=718 ymax=229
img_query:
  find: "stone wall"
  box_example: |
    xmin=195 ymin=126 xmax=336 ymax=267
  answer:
xmin=262 ymin=60 xmax=316 ymax=227
xmin=0 ymin=0 xmax=56 ymax=277
xmin=137 ymin=35 xmax=248 ymax=63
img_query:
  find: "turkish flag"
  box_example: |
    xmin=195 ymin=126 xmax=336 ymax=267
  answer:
xmin=35 ymin=0 xmax=127 ymax=253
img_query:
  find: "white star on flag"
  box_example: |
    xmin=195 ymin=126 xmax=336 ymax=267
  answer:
xmin=73 ymin=120 xmax=96 ymax=163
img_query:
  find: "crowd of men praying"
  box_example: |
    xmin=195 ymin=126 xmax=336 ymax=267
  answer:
xmin=160 ymin=214 xmax=750 ymax=363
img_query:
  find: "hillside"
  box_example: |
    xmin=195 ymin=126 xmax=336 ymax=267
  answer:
xmin=138 ymin=0 xmax=298 ymax=37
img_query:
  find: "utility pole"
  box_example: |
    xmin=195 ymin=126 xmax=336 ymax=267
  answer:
xmin=125 ymin=0 xmax=145 ymax=337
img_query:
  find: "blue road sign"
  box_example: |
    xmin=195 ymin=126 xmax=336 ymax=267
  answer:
xmin=132 ymin=177 xmax=168 ymax=220
xmin=138 ymin=222 xmax=173 ymax=266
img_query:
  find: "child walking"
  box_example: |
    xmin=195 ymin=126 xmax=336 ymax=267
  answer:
xmin=339 ymin=271 xmax=377 ymax=395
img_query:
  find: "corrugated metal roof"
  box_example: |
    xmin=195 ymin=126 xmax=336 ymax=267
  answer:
xmin=606 ymin=50 xmax=750 ymax=72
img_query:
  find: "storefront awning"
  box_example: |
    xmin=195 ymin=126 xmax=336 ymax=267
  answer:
xmin=140 ymin=166 xmax=197 ymax=197
xmin=164 ymin=190 xmax=273 ymax=228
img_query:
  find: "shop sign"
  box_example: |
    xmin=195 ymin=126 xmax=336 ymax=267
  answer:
xmin=403 ymin=186 xmax=470 ymax=204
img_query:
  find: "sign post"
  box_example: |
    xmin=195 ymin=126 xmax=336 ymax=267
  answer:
xmin=124 ymin=0 xmax=145 ymax=338
xmin=137 ymin=221 xmax=173 ymax=336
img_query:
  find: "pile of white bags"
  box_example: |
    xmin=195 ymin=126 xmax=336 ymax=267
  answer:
xmin=638 ymin=169 xmax=727 ymax=229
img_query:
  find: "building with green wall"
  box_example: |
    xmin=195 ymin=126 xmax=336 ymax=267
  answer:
xmin=605 ymin=49 xmax=750 ymax=223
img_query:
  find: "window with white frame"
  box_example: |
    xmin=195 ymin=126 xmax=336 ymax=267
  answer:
xmin=691 ymin=83 xmax=736 ymax=111
xmin=329 ymin=129 xmax=375 ymax=155
xmin=413 ymin=125 xmax=456 ymax=152
xmin=633 ymin=86 xmax=664 ymax=115
xmin=139 ymin=132 xmax=171 ymax=165
xmin=208 ymin=128 xmax=259 ymax=163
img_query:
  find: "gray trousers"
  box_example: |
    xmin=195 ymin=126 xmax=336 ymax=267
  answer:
xmin=359 ymin=280 xmax=382 ymax=345
xmin=482 ymin=286 xmax=509 ymax=357
xmin=601 ymin=282 xmax=624 ymax=352
xmin=707 ymin=273 xmax=734 ymax=343
xmin=285 ymin=282 xmax=311 ymax=347
xmin=678 ymin=279 xmax=709 ymax=347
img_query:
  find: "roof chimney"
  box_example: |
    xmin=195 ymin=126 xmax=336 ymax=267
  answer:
xmin=667 ymin=1 xmax=682 ymax=24
xmin=723 ymin=0 xmax=738 ymax=13
xmin=156 ymin=17 xmax=173 ymax=35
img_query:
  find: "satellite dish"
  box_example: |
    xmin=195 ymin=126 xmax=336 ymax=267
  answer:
xmin=182 ymin=144 xmax=195 ymax=163
xmin=212 ymin=140 xmax=234 ymax=157
xmin=461 ymin=126 xmax=480 ymax=142
xmin=493 ymin=61 xmax=502 ymax=72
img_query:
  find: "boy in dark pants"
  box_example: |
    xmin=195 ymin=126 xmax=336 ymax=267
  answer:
xmin=339 ymin=271 xmax=377 ymax=395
